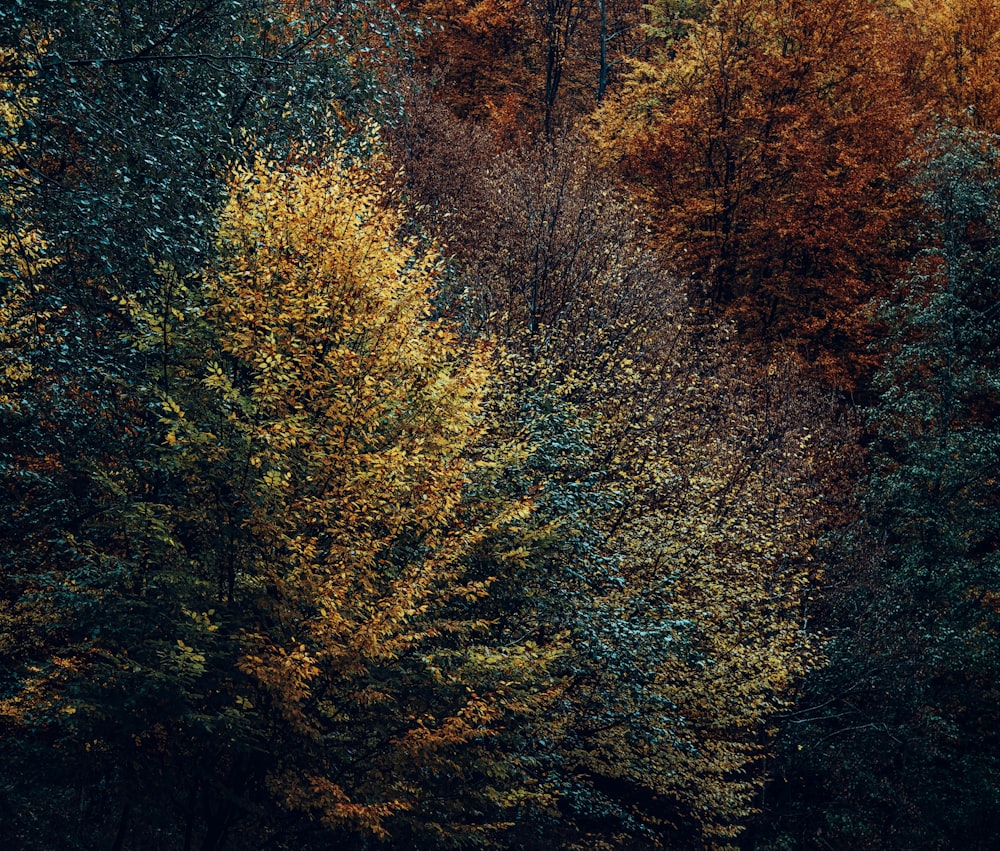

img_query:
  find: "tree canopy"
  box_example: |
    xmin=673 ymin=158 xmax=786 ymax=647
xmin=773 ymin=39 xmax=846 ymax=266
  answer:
xmin=4 ymin=0 xmax=1000 ymax=847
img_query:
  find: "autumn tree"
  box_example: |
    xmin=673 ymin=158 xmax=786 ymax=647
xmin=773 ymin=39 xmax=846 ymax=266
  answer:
xmin=600 ymin=0 xmax=921 ymax=388
xmin=393 ymin=125 xmax=851 ymax=846
xmin=0 ymin=0 xmax=419 ymax=828
xmin=173 ymin=155 xmax=565 ymax=846
xmin=0 ymin=0 xmax=403 ymax=652
xmin=1 ymin=7 xmax=410 ymax=842
xmin=898 ymin=0 xmax=1000 ymax=133
xmin=0 ymin=149 xmax=577 ymax=848
xmin=400 ymin=0 xmax=650 ymax=137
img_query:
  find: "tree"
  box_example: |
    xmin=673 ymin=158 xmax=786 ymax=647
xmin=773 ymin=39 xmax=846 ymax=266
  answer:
xmin=393 ymin=124 xmax=849 ymax=846
xmin=1 ymin=8 xmax=409 ymax=842
xmin=399 ymin=0 xmax=650 ymax=137
xmin=760 ymin=126 xmax=1000 ymax=850
xmin=0 ymin=1 xmax=403 ymax=632
xmin=0 ymin=149 xmax=573 ymax=849
xmin=599 ymin=0 xmax=920 ymax=388
xmin=899 ymin=0 xmax=1000 ymax=133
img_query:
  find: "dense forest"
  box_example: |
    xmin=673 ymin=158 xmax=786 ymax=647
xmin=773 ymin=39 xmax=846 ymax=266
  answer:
xmin=1 ymin=0 xmax=998 ymax=848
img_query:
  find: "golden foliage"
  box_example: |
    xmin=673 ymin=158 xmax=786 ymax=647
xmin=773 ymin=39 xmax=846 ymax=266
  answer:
xmin=899 ymin=0 xmax=1000 ymax=132
xmin=147 ymin=153 xmax=563 ymax=839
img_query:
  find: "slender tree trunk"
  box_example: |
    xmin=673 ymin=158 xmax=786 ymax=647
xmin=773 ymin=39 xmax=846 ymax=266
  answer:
xmin=598 ymin=0 xmax=609 ymax=101
xmin=544 ymin=0 xmax=563 ymax=137
xmin=183 ymin=782 xmax=198 ymax=851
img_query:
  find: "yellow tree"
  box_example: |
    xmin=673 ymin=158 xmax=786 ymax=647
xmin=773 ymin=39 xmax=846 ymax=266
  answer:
xmin=154 ymin=154 xmax=564 ymax=844
xmin=1 ymin=150 xmax=563 ymax=849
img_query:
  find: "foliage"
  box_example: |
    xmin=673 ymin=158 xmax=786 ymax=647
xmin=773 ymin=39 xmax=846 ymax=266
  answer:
xmin=1 ymin=7 xmax=409 ymax=843
xmin=12 ymin=1 xmax=1000 ymax=847
xmin=0 ymin=44 xmax=50 ymax=287
xmin=0 ymin=41 xmax=55 ymax=405
xmin=599 ymin=0 xmax=920 ymax=388
xmin=399 ymin=0 xmax=650 ymax=137
xmin=759 ymin=126 xmax=1000 ymax=850
xmin=187 ymin=155 xmax=561 ymax=844
xmin=0 ymin=0 xmax=400 ymax=288
xmin=0 ymin=150 xmax=570 ymax=848
xmin=898 ymin=0 xmax=1000 ymax=133
xmin=394 ymin=123 xmax=845 ymax=846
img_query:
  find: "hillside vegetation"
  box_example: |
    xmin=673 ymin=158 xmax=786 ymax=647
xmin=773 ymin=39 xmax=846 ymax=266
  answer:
xmin=2 ymin=1 xmax=998 ymax=848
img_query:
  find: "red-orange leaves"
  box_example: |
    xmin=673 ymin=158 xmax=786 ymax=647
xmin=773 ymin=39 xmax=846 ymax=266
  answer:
xmin=402 ymin=0 xmax=648 ymax=136
xmin=601 ymin=0 xmax=920 ymax=387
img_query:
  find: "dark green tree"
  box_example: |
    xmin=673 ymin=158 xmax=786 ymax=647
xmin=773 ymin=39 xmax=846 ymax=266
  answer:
xmin=1 ymin=0 xmax=396 ymax=278
xmin=759 ymin=126 xmax=1000 ymax=850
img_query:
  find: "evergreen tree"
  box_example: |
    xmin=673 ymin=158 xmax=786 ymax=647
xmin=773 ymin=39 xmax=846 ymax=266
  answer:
xmin=761 ymin=126 xmax=1000 ymax=850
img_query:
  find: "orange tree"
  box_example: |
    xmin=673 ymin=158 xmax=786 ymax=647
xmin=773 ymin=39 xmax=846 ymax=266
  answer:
xmin=399 ymin=0 xmax=651 ymax=137
xmin=599 ymin=0 xmax=921 ymax=388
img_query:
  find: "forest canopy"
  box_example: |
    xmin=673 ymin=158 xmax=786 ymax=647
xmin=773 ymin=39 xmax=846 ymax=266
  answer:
xmin=2 ymin=0 xmax=998 ymax=849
